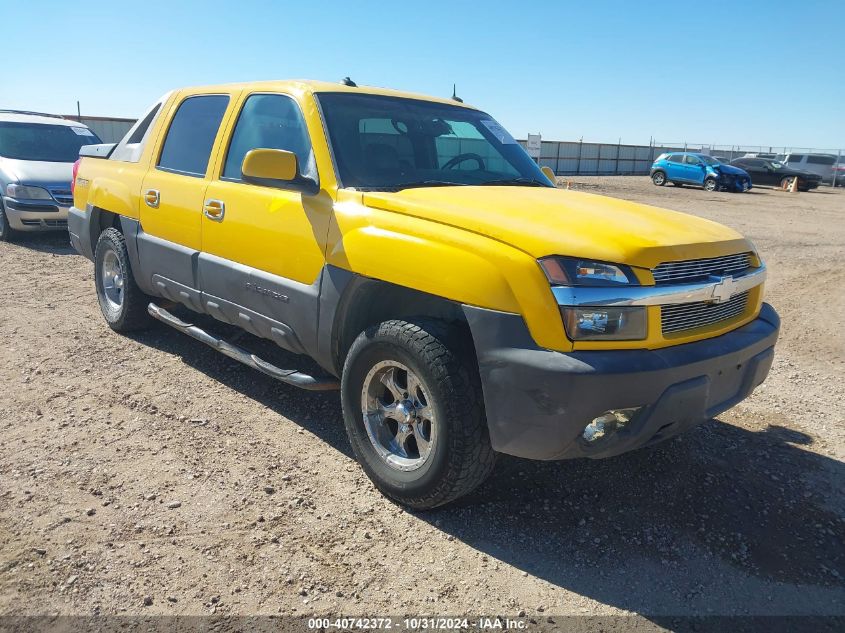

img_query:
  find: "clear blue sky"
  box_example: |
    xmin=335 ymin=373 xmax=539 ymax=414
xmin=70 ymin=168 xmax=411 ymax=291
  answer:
xmin=5 ymin=0 xmax=844 ymax=148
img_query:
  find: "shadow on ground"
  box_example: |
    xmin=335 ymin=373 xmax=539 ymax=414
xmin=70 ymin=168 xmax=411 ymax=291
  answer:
xmin=131 ymin=319 xmax=845 ymax=620
xmin=6 ymin=231 xmax=76 ymax=256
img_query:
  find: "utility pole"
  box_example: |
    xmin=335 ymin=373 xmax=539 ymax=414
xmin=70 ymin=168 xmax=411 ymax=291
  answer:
xmin=76 ymin=101 xmax=81 ymax=121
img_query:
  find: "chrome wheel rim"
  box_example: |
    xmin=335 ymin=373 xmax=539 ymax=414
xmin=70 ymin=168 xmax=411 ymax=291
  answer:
xmin=705 ymin=179 xmax=716 ymax=191
xmin=654 ymin=173 xmax=664 ymax=185
xmin=361 ymin=360 xmax=436 ymax=472
xmin=100 ymin=249 xmax=125 ymax=310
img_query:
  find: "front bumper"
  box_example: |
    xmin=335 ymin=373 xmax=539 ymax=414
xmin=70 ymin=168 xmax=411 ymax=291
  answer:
xmin=2 ymin=196 xmax=68 ymax=231
xmin=719 ymin=173 xmax=751 ymax=192
xmin=463 ymin=303 xmax=779 ymax=460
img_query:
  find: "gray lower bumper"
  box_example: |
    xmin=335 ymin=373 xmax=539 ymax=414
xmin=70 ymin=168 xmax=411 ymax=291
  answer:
xmin=464 ymin=303 xmax=780 ymax=460
xmin=68 ymin=205 xmax=94 ymax=260
xmin=3 ymin=197 xmax=68 ymax=231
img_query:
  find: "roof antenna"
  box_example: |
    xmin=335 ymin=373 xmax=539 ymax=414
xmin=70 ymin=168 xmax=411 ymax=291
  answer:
xmin=451 ymin=84 xmax=463 ymax=103
xmin=341 ymin=76 xmax=357 ymax=87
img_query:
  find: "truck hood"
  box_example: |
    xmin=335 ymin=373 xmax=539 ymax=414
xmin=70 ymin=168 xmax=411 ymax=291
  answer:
xmin=361 ymin=186 xmax=751 ymax=269
xmin=0 ymin=157 xmax=74 ymax=186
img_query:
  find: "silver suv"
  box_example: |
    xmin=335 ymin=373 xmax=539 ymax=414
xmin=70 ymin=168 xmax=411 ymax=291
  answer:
xmin=0 ymin=110 xmax=102 ymax=241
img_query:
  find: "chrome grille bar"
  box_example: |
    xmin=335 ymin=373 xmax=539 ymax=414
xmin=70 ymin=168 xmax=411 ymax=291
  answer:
xmin=653 ymin=253 xmax=752 ymax=284
xmin=661 ymin=291 xmax=749 ymax=334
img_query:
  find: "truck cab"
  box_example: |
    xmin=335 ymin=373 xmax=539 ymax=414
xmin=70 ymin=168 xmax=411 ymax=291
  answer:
xmin=69 ymin=80 xmax=779 ymax=508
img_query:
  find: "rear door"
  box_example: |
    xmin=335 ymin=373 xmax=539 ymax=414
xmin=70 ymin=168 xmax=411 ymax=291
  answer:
xmin=665 ymin=154 xmax=685 ymax=181
xmin=198 ymin=91 xmax=332 ymax=356
xmin=138 ymin=92 xmax=235 ymax=310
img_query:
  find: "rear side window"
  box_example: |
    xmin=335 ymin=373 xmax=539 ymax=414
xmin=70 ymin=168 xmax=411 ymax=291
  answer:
xmin=668 ymin=154 xmax=683 ymax=163
xmin=126 ymin=103 xmax=161 ymax=145
xmin=787 ymin=154 xmax=805 ymax=162
xmin=158 ymin=95 xmax=229 ymax=177
xmin=222 ymin=94 xmax=315 ymax=180
xmin=807 ymin=155 xmax=836 ymax=165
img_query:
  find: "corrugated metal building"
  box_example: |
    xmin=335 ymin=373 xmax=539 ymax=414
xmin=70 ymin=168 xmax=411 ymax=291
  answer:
xmin=62 ymin=115 xmax=137 ymax=143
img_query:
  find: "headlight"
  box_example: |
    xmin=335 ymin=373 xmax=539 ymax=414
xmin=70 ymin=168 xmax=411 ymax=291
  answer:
xmin=561 ymin=306 xmax=647 ymax=341
xmin=539 ymin=257 xmax=636 ymax=286
xmin=5 ymin=184 xmax=52 ymax=200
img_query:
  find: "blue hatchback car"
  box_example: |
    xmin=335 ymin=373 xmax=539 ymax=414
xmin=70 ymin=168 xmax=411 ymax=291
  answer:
xmin=650 ymin=152 xmax=752 ymax=192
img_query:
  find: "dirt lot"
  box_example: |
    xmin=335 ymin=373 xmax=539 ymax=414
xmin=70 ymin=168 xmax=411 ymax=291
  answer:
xmin=1 ymin=177 xmax=843 ymax=627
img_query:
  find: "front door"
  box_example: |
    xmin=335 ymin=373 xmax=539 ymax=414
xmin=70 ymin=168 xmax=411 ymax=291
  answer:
xmin=683 ymin=154 xmax=706 ymax=184
xmin=138 ymin=93 xmax=232 ymax=309
xmin=198 ymin=92 xmax=333 ymax=356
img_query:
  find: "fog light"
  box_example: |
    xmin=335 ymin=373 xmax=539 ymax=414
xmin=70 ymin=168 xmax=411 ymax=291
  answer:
xmin=582 ymin=408 xmax=641 ymax=443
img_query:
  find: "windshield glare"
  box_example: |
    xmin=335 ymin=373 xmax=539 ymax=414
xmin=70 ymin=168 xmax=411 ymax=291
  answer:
xmin=317 ymin=93 xmax=550 ymax=190
xmin=0 ymin=122 xmax=102 ymax=162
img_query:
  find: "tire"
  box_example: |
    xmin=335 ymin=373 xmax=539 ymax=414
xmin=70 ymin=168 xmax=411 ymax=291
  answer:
xmin=0 ymin=204 xmax=17 ymax=242
xmin=651 ymin=171 xmax=666 ymax=186
xmin=704 ymin=177 xmax=718 ymax=192
xmin=94 ymin=227 xmax=154 ymax=332
xmin=341 ymin=319 xmax=496 ymax=510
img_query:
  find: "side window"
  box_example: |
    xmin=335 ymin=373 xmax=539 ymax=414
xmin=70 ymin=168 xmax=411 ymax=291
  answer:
xmin=158 ymin=95 xmax=230 ymax=177
xmin=684 ymin=154 xmax=701 ymax=165
xmin=126 ymin=103 xmax=161 ymax=145
xmin=787 ymin=154 xmax=805 ymax=163
xmin=667 ymin=154 xmax=684 ymax=163
xmin=223 ymin=94 xmax=315 ymax=180
xmin=807 ymin=155 xmax=836 ymax=165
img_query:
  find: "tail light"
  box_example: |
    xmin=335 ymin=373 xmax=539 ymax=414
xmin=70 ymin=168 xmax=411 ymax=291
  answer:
xmin=71 ymin=159 xmax=81 ymax=195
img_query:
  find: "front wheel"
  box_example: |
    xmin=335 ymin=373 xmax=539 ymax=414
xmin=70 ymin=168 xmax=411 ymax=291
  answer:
xmin=651 ymin=171 xmax=666 ymax=186
xmin=703 ymin=177 xmax=718 ymax=192
xmin=94 ymin=228 xmax=154 ymax=332
xmin=341 ymin=319 xmax=496 ymax=509
xmin=0 ymin=204 xmax=17 ymax=242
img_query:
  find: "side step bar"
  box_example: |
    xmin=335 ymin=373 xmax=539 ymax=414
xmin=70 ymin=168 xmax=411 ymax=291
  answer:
xmin=147 ymin=303 xmax=340 ymax=391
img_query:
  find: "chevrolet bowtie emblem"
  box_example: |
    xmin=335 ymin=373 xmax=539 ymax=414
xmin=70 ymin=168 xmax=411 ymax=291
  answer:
xmin=710 ymin=275 xmax=736 ymax=304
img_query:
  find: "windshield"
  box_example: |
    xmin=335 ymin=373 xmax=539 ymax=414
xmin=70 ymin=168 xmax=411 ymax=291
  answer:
xmin=316 ymin=93 xmax=550 ymax=190
xmin=0 ymin=122 xmax=102 ymax=162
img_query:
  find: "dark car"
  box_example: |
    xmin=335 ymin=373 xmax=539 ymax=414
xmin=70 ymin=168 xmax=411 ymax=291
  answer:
xmin=730 ymin=157 xmax=822 ymax=191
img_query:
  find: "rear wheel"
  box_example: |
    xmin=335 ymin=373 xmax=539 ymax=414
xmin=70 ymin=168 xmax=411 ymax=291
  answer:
xmin=94 ymin=227 xmax=154 ymax=332
xmin=341 ymin=319 xmax=496 ymax=509
xmin=704 ymin=177 xmax=718 ymax=192
xmin=651 ymin=171 xmax=666 ymax=186
xmin=0 ymin=204 xmax=17 ymax=242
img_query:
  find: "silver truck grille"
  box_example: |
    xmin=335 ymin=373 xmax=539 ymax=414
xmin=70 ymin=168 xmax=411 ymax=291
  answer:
xmin=49 ymin=188 xmax=73 ymax=207
xmin=661 ymin=290 xmax=749 ymax=334
xmin=652 ymin=252 xmax=752 ymax=284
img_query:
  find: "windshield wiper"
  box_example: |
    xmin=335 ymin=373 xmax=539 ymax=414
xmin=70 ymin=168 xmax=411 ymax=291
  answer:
xmin=360 ymin=180 xmax=470 ymax=192
xmin=483 ymin=177 xmax=551 ymax=187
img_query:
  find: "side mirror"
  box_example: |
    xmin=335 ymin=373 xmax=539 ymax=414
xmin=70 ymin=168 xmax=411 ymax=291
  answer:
xmin=241 ymin=148 xmax=318 ymax=195
xmin=540 ymin=165 xmax=557 ymax=184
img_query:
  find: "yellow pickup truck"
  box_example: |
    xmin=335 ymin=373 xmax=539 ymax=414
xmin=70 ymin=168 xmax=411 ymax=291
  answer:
xmin=69 ymin=80 xmax=779 ymax=508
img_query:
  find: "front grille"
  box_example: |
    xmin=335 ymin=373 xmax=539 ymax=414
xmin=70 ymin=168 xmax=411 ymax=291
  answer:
xmin=661 ymin=290 xmax=749 ymax=334
xmin=49 ymin=188 xmax=73 ymax=207
xmin=652 ymin=252 xmax=752 ymax=284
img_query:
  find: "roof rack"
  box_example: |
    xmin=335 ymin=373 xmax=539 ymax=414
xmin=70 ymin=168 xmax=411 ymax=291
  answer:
xmin=0 ymin=109 xmax=65 ymax=119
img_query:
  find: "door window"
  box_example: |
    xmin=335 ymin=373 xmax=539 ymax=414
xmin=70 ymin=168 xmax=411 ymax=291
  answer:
xmin=157 ymin=95 xmax=230 ymax=177
xmin=787 ymin=154 xmax=805 ymax=163
xmin=684 ymin=154 xmax=702 ymax=165
xmin=667 ymin=154 xmax=684 ymax=163
xmin=807 ymin=155 xmax=836 ymax=165
xmin=222 ymin=94 xmax=316 ymax=180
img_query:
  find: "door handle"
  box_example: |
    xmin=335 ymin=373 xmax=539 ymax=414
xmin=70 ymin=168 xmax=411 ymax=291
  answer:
xmin=203 ymin=199 xmax=225 ymax=222
xmin=144 ymin=189 xmax=160 ymax=208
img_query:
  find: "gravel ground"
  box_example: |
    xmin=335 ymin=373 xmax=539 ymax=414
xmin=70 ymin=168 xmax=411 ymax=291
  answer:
xmin=1 ymin=177 xmax=843 ymax=628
